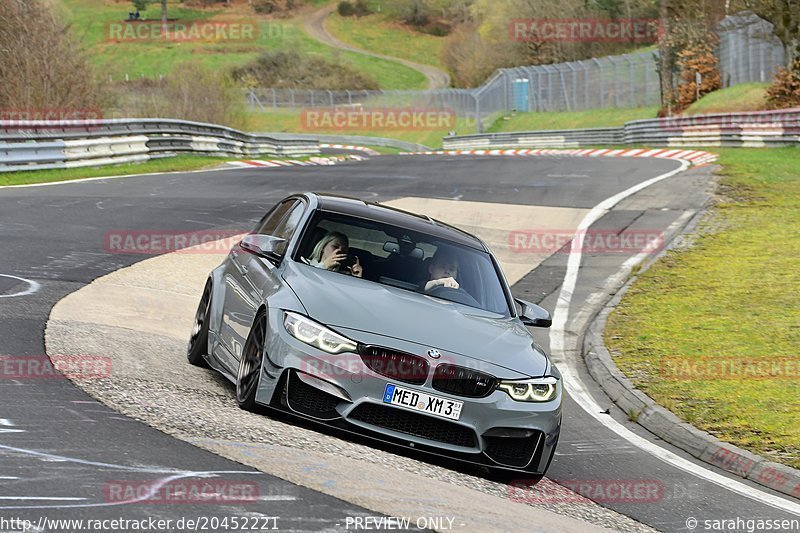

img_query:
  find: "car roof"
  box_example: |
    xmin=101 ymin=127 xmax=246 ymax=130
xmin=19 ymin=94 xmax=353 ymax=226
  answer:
xmin=305 ymin=192 xmax=487 ymax=251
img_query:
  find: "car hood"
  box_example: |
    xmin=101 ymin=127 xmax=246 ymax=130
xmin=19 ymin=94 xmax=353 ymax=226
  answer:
xmin=282 ymin=261 xmax=549 ymax=377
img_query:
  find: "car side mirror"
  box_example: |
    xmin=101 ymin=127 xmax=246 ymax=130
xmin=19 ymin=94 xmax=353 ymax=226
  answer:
xmin=240 ymin=234 xmax=286 ymax=261
xmin=515 ymin=298 xmax=552 ymax=328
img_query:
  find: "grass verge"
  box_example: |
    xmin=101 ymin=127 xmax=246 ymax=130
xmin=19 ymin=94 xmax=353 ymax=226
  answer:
xmin=244 ymin=110 xmax=470 ymax=148
xmin=685 ymin=83 xmax=769 ymax=115
xmin=488 ymin=107 xmax=659 ymax=132
xmin=326 ymin=12 xmax=447 ymax=72
xmin=0 ymin=156 xmax=226 ymax=186
xmin=59 ymin=0 xmax=425 ymax=89
xmin=605 ymin=147 xmax=800 ymax=468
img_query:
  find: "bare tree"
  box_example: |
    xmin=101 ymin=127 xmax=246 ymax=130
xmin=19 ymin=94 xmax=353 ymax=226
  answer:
xmin=0 ymin=0 xmax=102 ymax=112
xmin=161 ymin=0 xmax=168 ymax=37
xmin=658 ymin=0 xmax=673 ymax=113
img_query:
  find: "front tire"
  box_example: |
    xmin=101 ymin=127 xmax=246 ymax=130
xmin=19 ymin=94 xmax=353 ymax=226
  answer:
xmin=236 ymin=309 xmax=266 ymax=411
xmin=187 ymin=279 xmax=212 ymax=367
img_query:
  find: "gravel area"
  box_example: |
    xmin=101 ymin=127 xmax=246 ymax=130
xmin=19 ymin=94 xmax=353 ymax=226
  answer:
xmin=46 ymin=319 xmax=658 ymax=533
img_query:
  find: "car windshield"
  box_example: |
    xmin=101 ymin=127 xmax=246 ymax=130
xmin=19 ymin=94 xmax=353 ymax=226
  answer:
xmin=293 ymin=211 xmax=512 ymax=316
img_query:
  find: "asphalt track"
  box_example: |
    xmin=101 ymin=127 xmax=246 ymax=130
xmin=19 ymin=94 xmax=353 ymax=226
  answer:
xmin=1 ymin=155 xmax=799 ymax=532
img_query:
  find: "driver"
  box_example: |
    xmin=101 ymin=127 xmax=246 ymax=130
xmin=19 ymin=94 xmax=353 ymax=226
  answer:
xmin=422 ymin=248 xmax=459 ymax=291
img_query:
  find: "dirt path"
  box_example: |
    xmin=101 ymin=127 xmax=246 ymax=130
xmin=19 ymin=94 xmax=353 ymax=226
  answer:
xmin=303 ymin=3 xmax=451 ymax=90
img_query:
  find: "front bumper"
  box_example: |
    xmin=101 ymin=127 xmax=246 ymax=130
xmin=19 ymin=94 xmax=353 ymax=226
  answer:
xmin=255 ymin=309 xmax=562 ymax=474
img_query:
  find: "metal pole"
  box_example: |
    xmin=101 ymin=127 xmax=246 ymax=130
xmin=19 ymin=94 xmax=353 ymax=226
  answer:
xmin=475 ymin=93 xmax=482 ymax=133
xmin=629 ymin=56 xmax=635 ymax=107
xmin=593 ymin=58 xmax=604 ymax=108
xmin=581 ymin=61 xmax=589 ymax=110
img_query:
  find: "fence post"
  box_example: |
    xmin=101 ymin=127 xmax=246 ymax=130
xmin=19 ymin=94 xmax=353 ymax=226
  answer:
xmin=593 ymin=58 xmax=604 ymax=108
xmin=628 ymin=55 xmax=635 ymax=108
xmin=608 ymin=56 xmax=620 ymax=107
xmin=474 ymin=92 xmax=482 ymax=134
xmin=580 ymin=61 xmax=588 ymax=109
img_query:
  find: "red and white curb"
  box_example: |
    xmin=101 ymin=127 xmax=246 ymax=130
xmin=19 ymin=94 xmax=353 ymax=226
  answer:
xmin=227 ymin=154 xmax=367 ymax=169
xmin=320 ymin=143 xmax=381 ymax=156
xmin=400 ymin=148 xmax=718 ymax=166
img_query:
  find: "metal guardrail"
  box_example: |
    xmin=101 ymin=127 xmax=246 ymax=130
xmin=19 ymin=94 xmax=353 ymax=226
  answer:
xmin=260 ymin=133 xmax=431 ymax=153
xmin=0 ymin=118 xmax=320 ymax=173
xmin=443 ymin=128 xmax=624 ymax=149
xmin=443 ymin=109 xmax=800 ymax=150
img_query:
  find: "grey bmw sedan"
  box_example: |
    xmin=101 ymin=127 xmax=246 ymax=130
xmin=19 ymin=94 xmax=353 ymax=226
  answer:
xmin=187 ymin=192 xmax=562 ymax=479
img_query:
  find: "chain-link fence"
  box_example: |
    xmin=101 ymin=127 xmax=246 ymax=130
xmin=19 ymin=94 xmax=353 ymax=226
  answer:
xmin=245 ymin=12 xmax=787 ymax=133
xmin=717 ymin=11 xmax=785 ymax=87
xmin=245 ymin=50 xmax=658 ymax=133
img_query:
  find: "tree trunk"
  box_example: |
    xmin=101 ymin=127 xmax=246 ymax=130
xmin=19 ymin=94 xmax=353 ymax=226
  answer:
xmin=658 ymin=0 xmax=673 ymax=113
xmin=161 ymin=0 xmax=167 ymax=38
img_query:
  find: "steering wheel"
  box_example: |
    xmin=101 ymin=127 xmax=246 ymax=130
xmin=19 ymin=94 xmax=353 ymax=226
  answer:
xmin=427 ymin=285 xmax=481 ymax=308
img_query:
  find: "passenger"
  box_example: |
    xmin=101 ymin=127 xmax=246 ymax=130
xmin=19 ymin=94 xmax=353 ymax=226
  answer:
xmin=308 ymin=231 xmax=363 ymax=278
xmin=422 ymin=248 xmax=459 ymax=291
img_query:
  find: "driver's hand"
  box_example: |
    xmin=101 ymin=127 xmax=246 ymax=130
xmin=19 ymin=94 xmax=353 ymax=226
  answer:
xmin=323 ymin=252 xmax=348 ymax=270
xmin=348 ymin=256 xmax=363 ymax=278
xmin=425 ymin=277 xmax=459 ymax=291
xmin=440 ymin=277 xmax=459 ymax=289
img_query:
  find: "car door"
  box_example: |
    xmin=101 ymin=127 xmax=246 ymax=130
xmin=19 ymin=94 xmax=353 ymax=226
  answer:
xmin=218 ymin=199 xmax=306 ymax=372
xmin=217 ymin=200 xmax=296 ymax=371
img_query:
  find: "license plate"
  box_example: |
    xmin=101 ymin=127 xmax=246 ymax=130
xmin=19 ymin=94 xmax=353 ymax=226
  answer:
xmin=382 ymin=384 xmax=463 ymax=421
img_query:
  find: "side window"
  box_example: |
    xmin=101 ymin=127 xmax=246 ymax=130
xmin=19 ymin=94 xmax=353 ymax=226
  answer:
xmin=254 ymin=200 xmax=296 ymax=236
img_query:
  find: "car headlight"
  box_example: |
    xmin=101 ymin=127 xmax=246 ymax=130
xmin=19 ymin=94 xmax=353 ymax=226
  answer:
xmin=283 ymin=311 xmax=357 ymax=354
xmin=498 ymin=377 xmax=558 ymax=402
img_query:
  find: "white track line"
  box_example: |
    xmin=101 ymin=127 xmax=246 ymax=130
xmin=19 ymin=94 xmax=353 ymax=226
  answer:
xmin=550 ymin=159 xmax=800 ymax=515
xmin=0 ymin=274 xmax=41 ymax=298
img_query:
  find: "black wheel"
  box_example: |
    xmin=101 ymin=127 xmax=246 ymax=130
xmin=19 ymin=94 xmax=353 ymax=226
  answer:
xmin=236 ymin=310 xmax=266 ymax=411
xmin=187 ymin=279 xmax=212 ymax=367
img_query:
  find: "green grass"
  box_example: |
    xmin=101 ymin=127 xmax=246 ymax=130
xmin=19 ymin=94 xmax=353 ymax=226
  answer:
xmin=59 ymin=0 xmax=425 ymax=89
xmin=605 ymin=148 xmax=800 ymax=468
xmin=686 ymin=83 xmax=770 ymax=115
xmin=487 ymin=107 xmax=659 ymax=132
xmin=326 ymin=12 xmax=447 ymax=71
xmin=0 ymin=156 xmax=227 ymax=186
xmin=244 ymin=110 xmax=470 ymax=148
